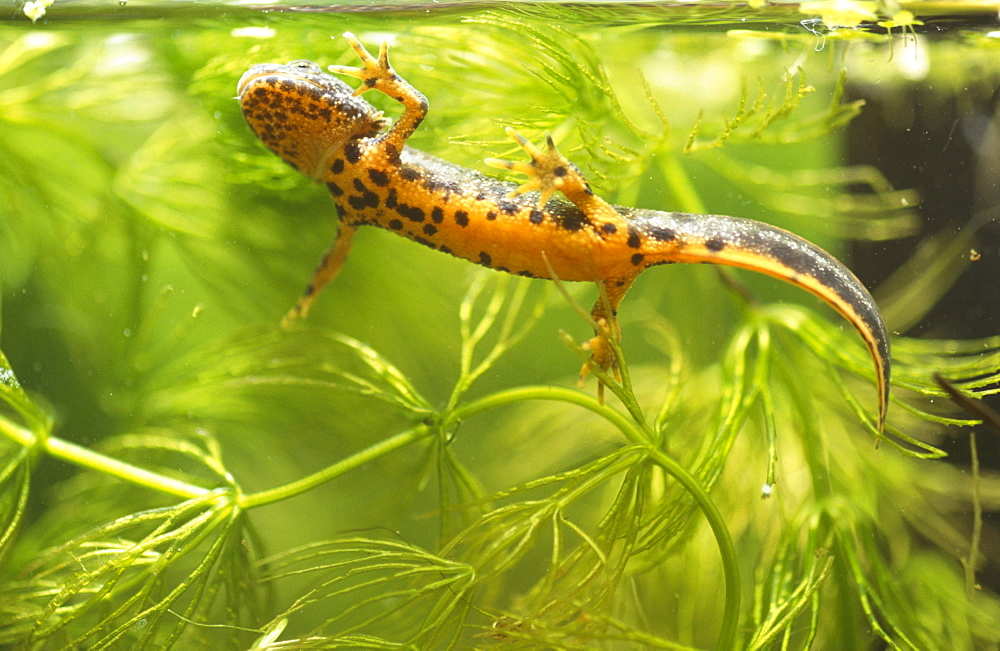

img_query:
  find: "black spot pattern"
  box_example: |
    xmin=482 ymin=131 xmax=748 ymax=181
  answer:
xmin=647 ymin=225 xmax=676 ymax=241
xmin=549 ymin=203 xmax=590 ymax=232
xmin=343 ymin=141 xmax=362 ymax=164
xmin=368 ymin=168 xmax=390 ymax=186
xmin=627 ymin=226 xmax=642 ymax=249
xmin=705 ymin=238 xmax=726 ymax=252
xmin=396 ymin=203 xmax=425 ymax=222
xmin=348 ymin=191 xmax=379 ymax=210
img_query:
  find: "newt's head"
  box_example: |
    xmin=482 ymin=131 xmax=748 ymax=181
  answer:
xmin=238 ymin=60 xmax=386 ymax=180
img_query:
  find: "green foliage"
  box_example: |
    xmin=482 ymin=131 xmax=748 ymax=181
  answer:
xmin=2 ymin=6 xmax=1000 ymax=649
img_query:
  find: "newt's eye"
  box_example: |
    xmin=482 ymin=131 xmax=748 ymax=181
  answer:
xmin=287 ymin=60 xmax=322 ymax=74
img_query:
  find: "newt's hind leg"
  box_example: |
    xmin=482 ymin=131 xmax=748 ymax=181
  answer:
xmin=581 ymin=277 xmax=635 ymax=403
xmin=486 ymin=129 xmax=636 ymax=401
xmin=485 ymin=128 xmax=617 ymax=216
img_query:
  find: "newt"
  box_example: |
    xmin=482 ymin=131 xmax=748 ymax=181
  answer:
xmin=237 ymin=33 xmax=890 ymax=432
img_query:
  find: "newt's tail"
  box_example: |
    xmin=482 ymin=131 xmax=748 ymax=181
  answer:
xmin=629 ymin=209 xmax=890 ymax=432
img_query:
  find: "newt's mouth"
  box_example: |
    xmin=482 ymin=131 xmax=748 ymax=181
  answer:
xmin=237 ymin=65 xmax=278 ymax=97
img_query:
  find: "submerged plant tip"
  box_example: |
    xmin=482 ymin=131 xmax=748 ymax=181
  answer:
xmin=21 ymin=0 xmax=53 ymax=22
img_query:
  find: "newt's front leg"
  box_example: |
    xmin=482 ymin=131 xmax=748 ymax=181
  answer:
xmin=283 ymin=221 xmax=357 ymax=326
xmin=283 ymin=34 xmax=427 ymax=326
xmin=332 ymin=32 xmax=428 ymax=156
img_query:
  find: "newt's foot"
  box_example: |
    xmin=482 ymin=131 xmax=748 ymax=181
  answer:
xmin=280 ymin=298 xmax=312 ymax=329
xmin=485 ymin=128 xmax=589 ymax=207
xmin=579 ymin=319 xmax=622 ymax=405
xmin=330 ymin=32 xmax=401 ymax=97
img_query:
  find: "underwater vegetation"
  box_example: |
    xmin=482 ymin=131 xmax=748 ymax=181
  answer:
xmin=1 ymin=2 xmax=999 ymax=648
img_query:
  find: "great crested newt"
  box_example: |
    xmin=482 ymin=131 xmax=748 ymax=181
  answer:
xmin=237 ymin=32 xmax=890 ymax=432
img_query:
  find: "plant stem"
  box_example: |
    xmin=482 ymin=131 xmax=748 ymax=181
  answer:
xmin=0 ymin=418 xmax=35 ymax=447
xmin=8 ymin=386 xmax=642 ymax=509
xmin=240 ymin=423 xmax=431 ymax=508
xmin=454 ymin=386 xmax=739 ymax=647
xmin=44 ymin=435 xmax=210 ymax=499
xmin=647 ymin=447 xmax=740 ymax=651
xmin=448 ymin=385 xmax=647 ymax=445
xmin=964 ymin=427 xmax=983 ymax=596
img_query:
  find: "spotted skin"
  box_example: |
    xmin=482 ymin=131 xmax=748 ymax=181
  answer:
xmin=238 ymin=33 xmax=890 ymax=432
